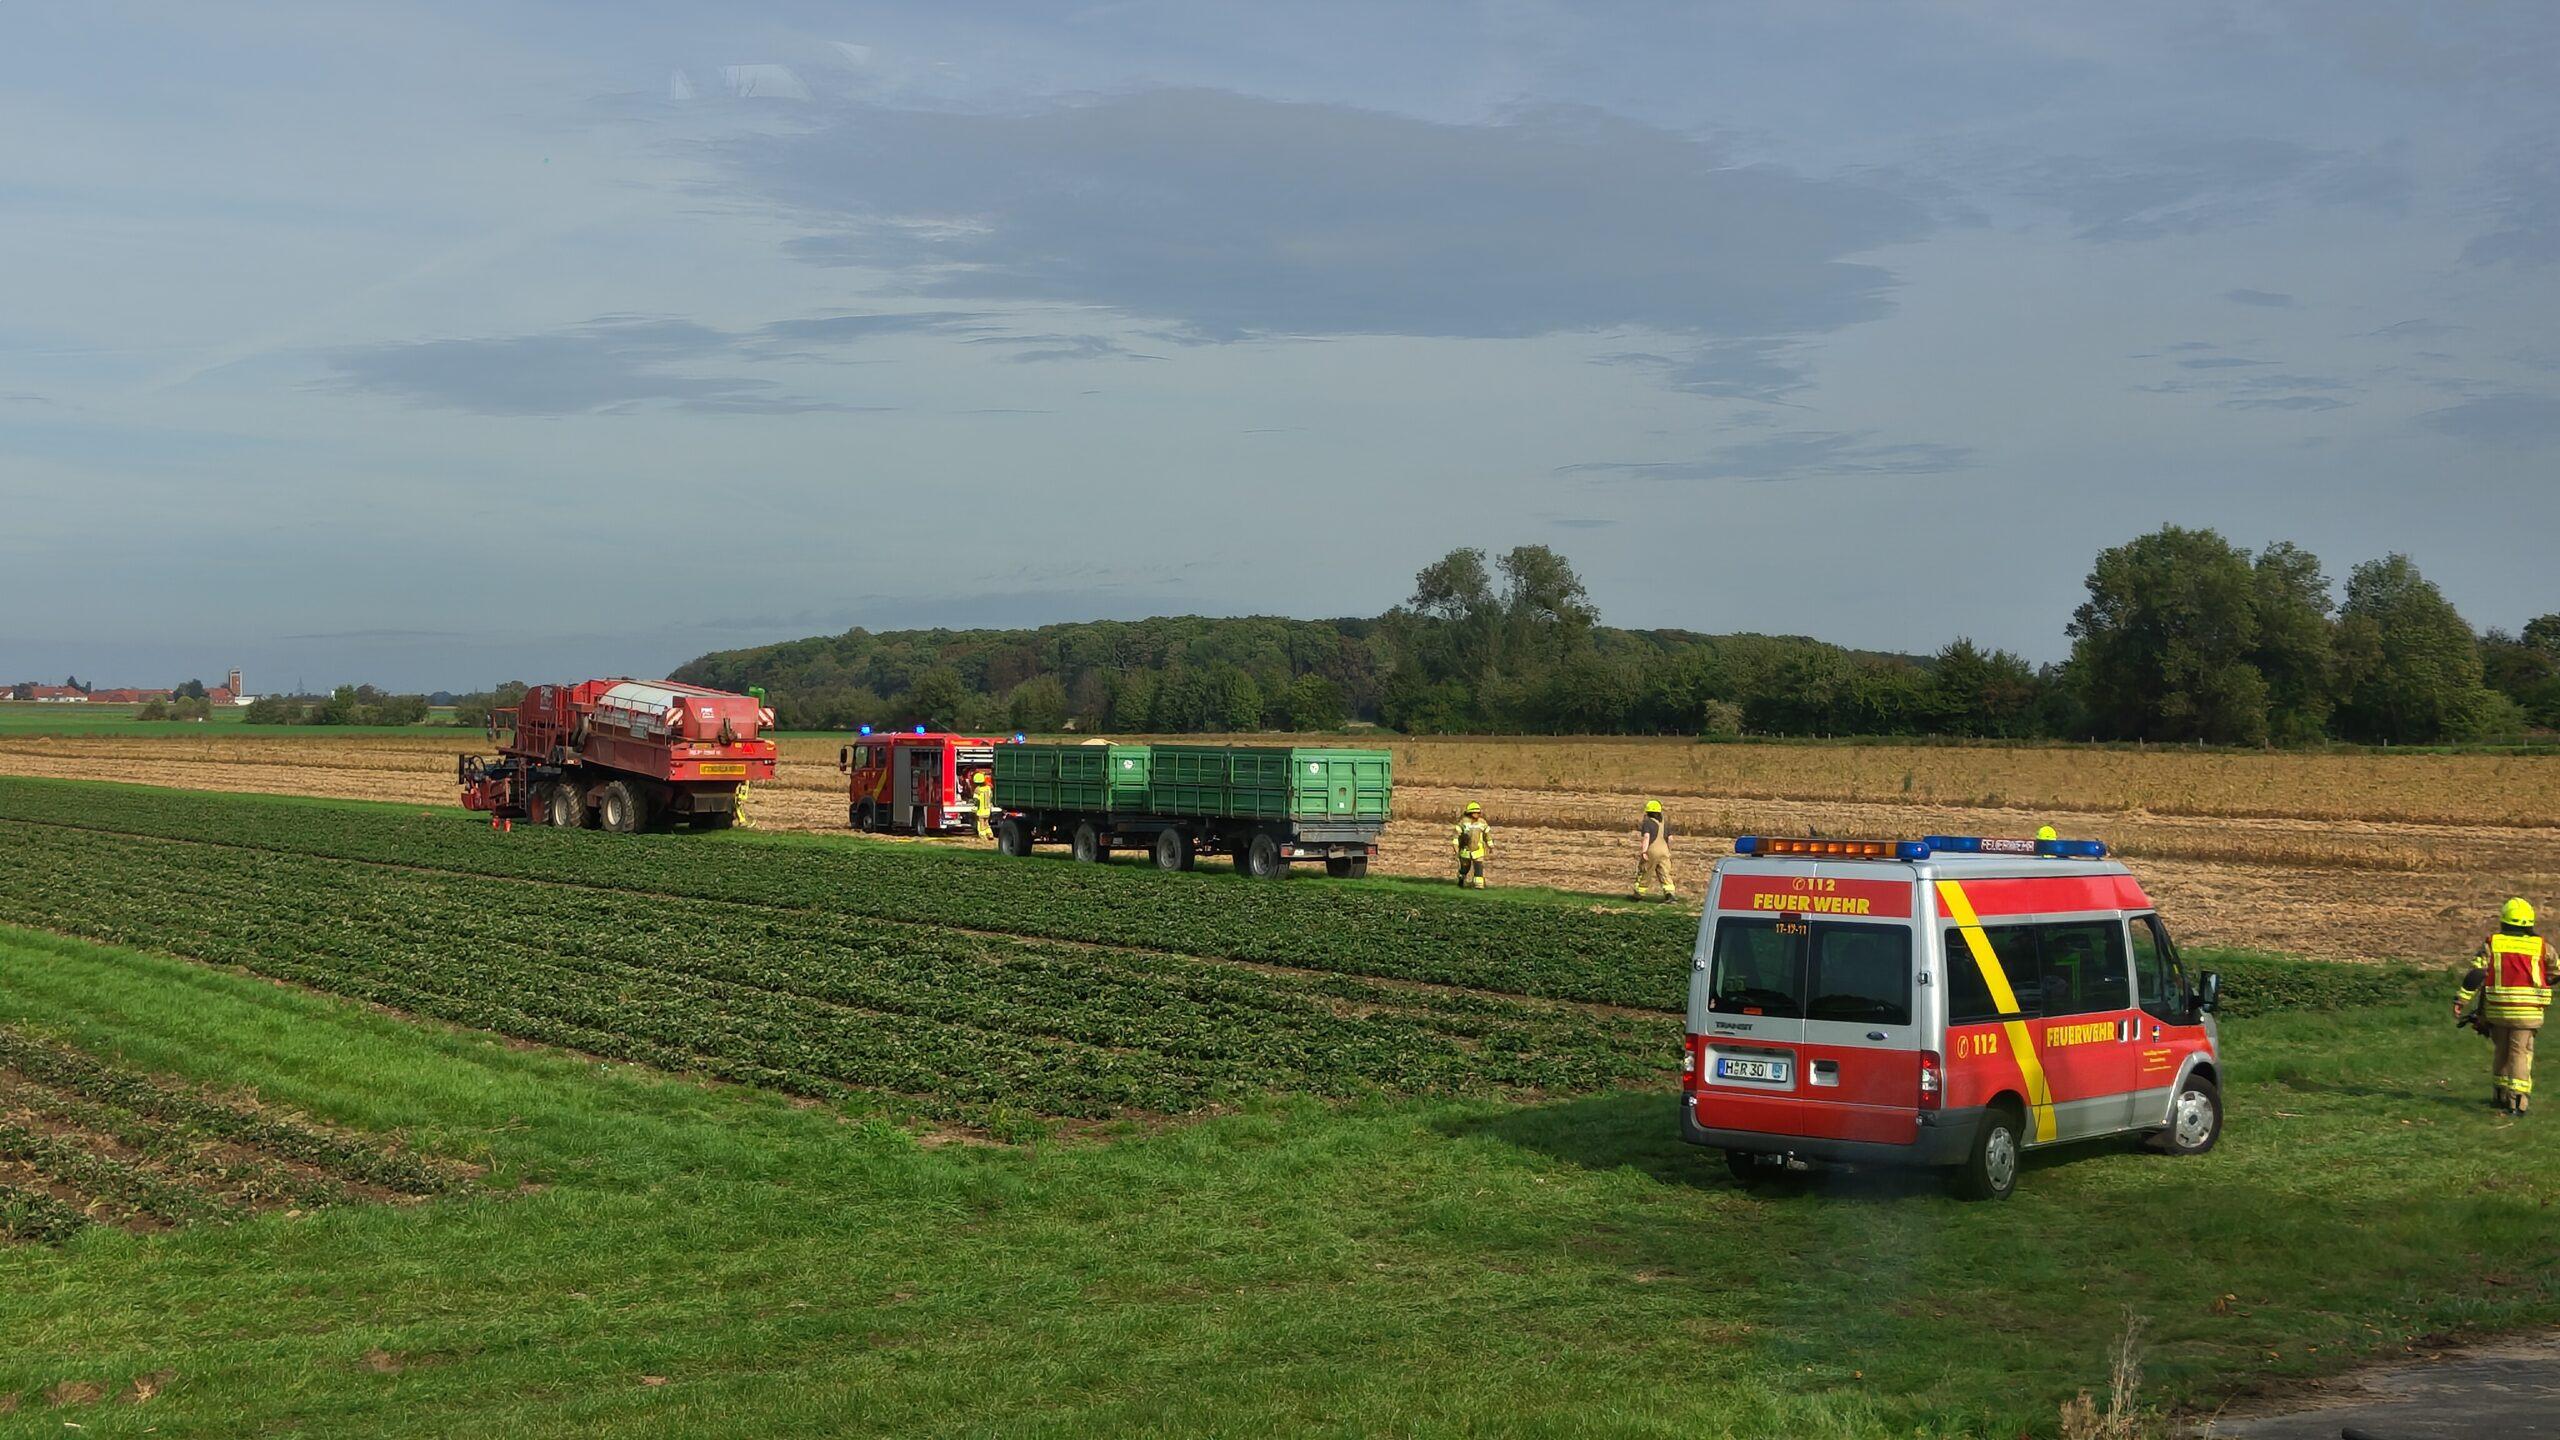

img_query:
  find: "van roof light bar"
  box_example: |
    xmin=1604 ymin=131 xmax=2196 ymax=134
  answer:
xmin=1923 ymin=834 xmax=2109 ymax=859
xmin=1734 ymin=836 xmax=1932 ymax=861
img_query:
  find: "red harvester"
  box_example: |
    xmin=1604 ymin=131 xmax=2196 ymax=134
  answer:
xmin=459 ymin=679 xmax=777 ymax=832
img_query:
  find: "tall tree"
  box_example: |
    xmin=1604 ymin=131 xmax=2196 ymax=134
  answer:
xmin=2249 ymin=540 xmax=2337 ymax=744
xmin=2332 ymin=554 xmax=2506 ymax=742
xmin=2066 ymin=525 xmax=2270 ymax=744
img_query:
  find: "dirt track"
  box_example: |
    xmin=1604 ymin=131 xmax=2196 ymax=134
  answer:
xmin=4 ymin=732 xmax=2553 ymax=964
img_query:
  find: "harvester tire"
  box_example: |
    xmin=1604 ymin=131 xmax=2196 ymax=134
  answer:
xmin=597 ymin=780 xmax=645 ymax=834
xmin=528 ymin=781 xmax=560 ymax=826
xmin=1245 ymin=833 xmax=1285 ymax=879
xmin=1153 ymin=828 xmax=1194 ymax=872
xmin=546 ymin=783 xmax=587 ymax=830
xmin=1072 ymin=822 xmax=1105 ymax=863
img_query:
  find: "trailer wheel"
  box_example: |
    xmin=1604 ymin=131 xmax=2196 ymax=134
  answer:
xmin=1072 ymin=822 xmax=1105 ymax=863
xmin=1153 ymin=828 xmax=1194 ymax=872
xmin=996 ymin=818 xmax=1031 ymax=857
xmin=546 ymin=783 xmax=587 ymax=830
xmin=597 ymin=779 xmax=646 ymax=834
xmin=1245 ymin=833 xmax=1285 ymax=879
xmin=1324 ymin=855 xmax=1366 ymax=879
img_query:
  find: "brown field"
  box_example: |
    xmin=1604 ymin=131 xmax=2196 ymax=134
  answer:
xmin=3 ymin=730 xmax=2553 ymax=964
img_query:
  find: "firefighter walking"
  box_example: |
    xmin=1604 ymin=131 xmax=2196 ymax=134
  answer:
xmin=2456 ymin=898 xmax=2554 ymax=1114
xmin=970 ymin=769 xmax=994 ymax=842
xmin=1452 ymin=802 xmax=1489 ymax=890
xmin=1633 ymin=800 xmax=1676 ymax=901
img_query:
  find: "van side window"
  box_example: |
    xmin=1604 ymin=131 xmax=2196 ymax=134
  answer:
xmin=1944 ymin=925 xmax=2039 ymax=1025
xmin=2036 ymin=921 xmax=2131 ymax=1016
xmin=2130 ymin=914 xmax=2189 ymax=1022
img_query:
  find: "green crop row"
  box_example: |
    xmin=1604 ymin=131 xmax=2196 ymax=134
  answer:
xmin=0 ymin=1026 xmax=456 ymax=1197
xmin=0 ymin=1184 xmax=89 ymax=1244
xmin=0 ymin=1120 xmax=231 ymax=1227
xmin=0 ymin=781 xmax=1697 ymax=1010
xmin=0 ymin=821 xmax=1668 ymax=1128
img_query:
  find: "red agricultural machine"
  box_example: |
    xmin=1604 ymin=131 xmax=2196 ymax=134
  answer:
xmin=459 ymin=679 xmax=777 ymax=832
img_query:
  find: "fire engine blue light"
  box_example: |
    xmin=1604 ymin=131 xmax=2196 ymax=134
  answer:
xmin=915 ymin=724 xmax=927 ymax=735
xmin=1013 ymin=732 xmax=1027 ymax=743
xmin=858 ymin=725 xmax=872 ymax=736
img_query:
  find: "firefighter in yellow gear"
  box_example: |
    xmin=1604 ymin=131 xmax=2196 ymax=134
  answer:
xmin=1633 ymin=800 xmax=1676 ymax=901
xmin=970 ymin=770 xmax=994 ymax=842
xmin=2456 ymin=898 xmax=2553 ymax=1114
xmin=734 ymin=781 xmax=756 ymax=830
xmin=1452 ymin=802 xmax=1490 ymax=890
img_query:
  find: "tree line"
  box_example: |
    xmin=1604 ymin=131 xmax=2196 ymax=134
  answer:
xmin=669 ymin=528 xmax=2555 ymax=746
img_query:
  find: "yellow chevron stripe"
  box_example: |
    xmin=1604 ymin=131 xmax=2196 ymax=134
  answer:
xmin=1936 ymin=880 xmax=2057 ymax=1143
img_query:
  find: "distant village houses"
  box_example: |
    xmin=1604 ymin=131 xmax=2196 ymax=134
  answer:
xmin=7 ymin=668 xmax=254 ymax=707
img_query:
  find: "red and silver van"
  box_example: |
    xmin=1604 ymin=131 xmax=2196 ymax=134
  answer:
xmin=1681 ymin=834 xmax=2222 ymax=1199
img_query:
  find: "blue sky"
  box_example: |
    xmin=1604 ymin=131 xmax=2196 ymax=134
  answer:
xmin=4 ymin=2 xmax=2556 ymax=691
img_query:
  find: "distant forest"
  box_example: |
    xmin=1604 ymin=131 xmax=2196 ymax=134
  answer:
xmin=672 ymin=530 xmax=2560 ymax=746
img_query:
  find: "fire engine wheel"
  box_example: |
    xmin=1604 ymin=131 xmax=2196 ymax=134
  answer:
xmin=1244 ymin=834 xmax=1285 ymax=879
xmin=596 ymin=780 xmax=646 ymax=834
xmin=1954 ymin=1103 xmax=2024 ymax=1201
xmin=2151 ymin=1076 xmax=2222 ymax=1156
xmin=855 ymin=802 xmax=879 ymax=832
xmin=912 ymin=810 xmax=931 ymax=838
xmin=545 ymin=783 xmax=587 ymax=830
xmin=1153 ymin=828 xmax=1194 ymax=872
xmin=1072 ymin=822 xmax=1105 ymax=863
xmin=996 ymin=818 xmax=1031 ymax=858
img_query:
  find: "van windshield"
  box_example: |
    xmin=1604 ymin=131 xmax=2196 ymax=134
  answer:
xmin=1707 ymin=918 xmax=1913 ymax=1025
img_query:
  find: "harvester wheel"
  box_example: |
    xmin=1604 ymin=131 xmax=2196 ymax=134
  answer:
xmin=546 ymin=783 xmax=587 ymax=830
xmin=1072 ymin=822 xmax=1105 ymax=863
xmin=1153 ymin=828 xmax=1194 ymax=872
xmin=1245 ymin=834 xmax=1285 ymax=879
xmin=597 ymin=780 xmax=646 ymax=834
xmin=528 ymin=781 xmax=559 ymax=826
xmin=996 ymin=818 xmax=1030 ymax=857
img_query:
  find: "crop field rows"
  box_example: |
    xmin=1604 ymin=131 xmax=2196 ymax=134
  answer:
xmin=0 ymin=782 xmax=1677 ymax=1132
xmin=3 ymin=733 xmax=2551 ymax=960
xmin=0 ymin=1024 xmax=462 ymax=1243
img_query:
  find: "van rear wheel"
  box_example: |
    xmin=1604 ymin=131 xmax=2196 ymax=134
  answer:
xmin=1954 ymin=1104 xmax=2023 ymax=1201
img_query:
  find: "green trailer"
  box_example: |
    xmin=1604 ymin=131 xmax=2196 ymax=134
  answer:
xmin=992 ymin=741 xmax=1391 ymax=877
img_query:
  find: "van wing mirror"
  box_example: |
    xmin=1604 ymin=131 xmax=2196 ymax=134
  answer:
xmin=838 ymin=745 xmax=850 ymax=774
xmin=2196 ymin=971 xmax=2221 ymax=1016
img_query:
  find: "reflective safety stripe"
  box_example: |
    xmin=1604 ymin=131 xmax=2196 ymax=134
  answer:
xmin=1937 ymin=879 xmax=2058 ymax=1143
xmin=2486 ymin=934 xmax=2553 ymax=1020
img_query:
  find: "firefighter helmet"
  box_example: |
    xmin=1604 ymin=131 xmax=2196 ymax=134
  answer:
xmin=2035 ymin=825 xmax=2059 ymax=842
xmin=1644 ymin=800 xmax=1662 ymax=814
xmin=2504 ymin=897 xmax=2538 ymax=929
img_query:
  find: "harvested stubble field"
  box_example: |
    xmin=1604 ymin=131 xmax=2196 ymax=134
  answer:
xmin=0 ymin=730 xmax=2551 ymax=963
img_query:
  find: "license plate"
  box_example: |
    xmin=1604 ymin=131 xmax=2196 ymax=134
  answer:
xmin=695 ymin=762 xmax=748 ymax=777
xmin=1716 ymin=1057 xmax=1790 ymax=1084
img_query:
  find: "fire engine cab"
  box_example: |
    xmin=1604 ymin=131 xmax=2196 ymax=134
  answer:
xmin=838 ymin=728 xmax=1002 ymax=835
xmin=1682 ymin=834 xmax=2222 ymax=1200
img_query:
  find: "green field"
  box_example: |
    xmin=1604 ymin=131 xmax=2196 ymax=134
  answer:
xmin=0 ymin=779 xmax=2551 ymax=1436
xmin=0 ymin=701 xmax=470 ymax=738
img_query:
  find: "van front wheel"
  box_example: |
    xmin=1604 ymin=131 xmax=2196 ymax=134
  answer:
xmin=1954 ymin=1105 xmax=2023 ymax=1201
xmin=2150 ymin=1076 xmax=2222 ymax=1156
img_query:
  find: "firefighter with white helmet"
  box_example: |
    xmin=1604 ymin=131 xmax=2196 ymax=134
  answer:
xmin=2457 ymin=897 xmax=2554 ymax=1113
xmin=1452 ymin=803 xmax=1490 ymax=890
xmin=1634 ymin=800 xmax=1676 ymax=901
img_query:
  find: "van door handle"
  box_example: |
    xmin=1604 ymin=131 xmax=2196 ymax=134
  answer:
xmin=1865 ymin=1031 xmax=1887 ymax=1042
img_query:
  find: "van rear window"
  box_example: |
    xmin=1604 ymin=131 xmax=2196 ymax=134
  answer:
xmin=1707 ymin=919 xmax=1911 ymax=1025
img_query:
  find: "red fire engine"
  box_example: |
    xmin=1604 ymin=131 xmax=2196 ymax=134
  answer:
xmin=839 ymin=729 xmax=1001 ymax=834
xmin=459 ymin=679 xmax=778 ymax=832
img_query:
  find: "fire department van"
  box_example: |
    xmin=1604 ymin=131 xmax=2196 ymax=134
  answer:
xmin=1682 ymin=833 xmax=2223 ymax=1200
